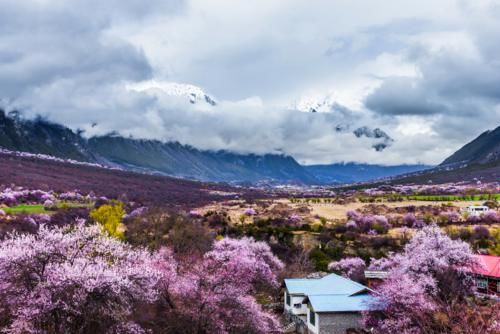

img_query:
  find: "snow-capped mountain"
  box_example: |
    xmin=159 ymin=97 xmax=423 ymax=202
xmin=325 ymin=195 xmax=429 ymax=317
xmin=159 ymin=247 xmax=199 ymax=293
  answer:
xmin=289 ymin=93 xmax=338 ymax=113
xmin=289 ymin=93 xmax=394 ymax=151
xmin=127 ymin=80 xmax=217 ymax=106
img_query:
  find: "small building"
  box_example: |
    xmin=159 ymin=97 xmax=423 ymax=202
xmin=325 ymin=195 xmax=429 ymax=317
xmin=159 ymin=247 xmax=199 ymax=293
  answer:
xmin=472 ymin=255 xmax=500 ymax=296
xmin=364 ymin=270 xmax=389 ymax=289
xmin=464 ymin=205 xmax=490 ymax=217
xmin=284 ymin=273 xmax=379 ymax=334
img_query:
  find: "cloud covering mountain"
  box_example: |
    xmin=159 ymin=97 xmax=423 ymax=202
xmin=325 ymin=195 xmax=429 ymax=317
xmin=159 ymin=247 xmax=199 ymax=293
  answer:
xmin=0 ymin=0 xmax=499 ymax=165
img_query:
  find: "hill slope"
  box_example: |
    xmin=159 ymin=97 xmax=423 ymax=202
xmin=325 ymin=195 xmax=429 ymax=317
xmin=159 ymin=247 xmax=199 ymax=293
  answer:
xmin=0 ymin=150 xmax=259 ymax=207
xmin=0 ymin=109 xmax=430 ymax=184
xmin=441 ymin=126 xmax=500 ymax=166
xmin=88 ymin=136 xmax=317 ymax=183
xmin=352 ymin=125 xmax=500 ymax=187
xmin=0 ymin=110 xmax=318 ymax=184
xmin=0 ymin=110 xmax=92 ymax=161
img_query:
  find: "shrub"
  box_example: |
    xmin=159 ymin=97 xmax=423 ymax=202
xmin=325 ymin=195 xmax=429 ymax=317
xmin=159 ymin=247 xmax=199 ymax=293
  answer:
xmin=372 ymin=215 xmax=391 ymax=234
xmin=90 ymin=201 xmax=126 ymax=240
xmin=310 ymin=247 xmax=331 ymax=272
xmin=483 ymin=211 xmax=499 ymax=224
xmin=403 ymin=213 xmax=417 ymax=227
xmin=49 ymin=207 xmax=89 ymax=227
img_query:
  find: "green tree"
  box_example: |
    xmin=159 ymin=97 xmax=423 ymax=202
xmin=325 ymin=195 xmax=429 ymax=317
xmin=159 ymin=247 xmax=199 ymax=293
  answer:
xmin=90 ymin=201 xmax=126 ymax=240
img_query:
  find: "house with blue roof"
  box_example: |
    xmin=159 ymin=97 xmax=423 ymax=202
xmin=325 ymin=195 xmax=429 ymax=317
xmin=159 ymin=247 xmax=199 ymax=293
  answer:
xmin=284 ymin=273 xmax=378 ymax=334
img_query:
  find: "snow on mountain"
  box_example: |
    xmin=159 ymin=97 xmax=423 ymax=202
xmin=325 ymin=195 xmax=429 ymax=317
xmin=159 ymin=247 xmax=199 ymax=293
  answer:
xmin=288 ymin=93 xmax=338 ymax=113
xmin=289 ymin=93 xmax=394 ymax=151
xmin=127 ymin=80 xmax=217 ymax=106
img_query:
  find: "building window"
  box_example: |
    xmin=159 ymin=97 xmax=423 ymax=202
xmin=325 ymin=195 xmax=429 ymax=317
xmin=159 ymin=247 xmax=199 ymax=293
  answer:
xmin=477 ymin=279 xmax=488 ymax=289
xmin=286 ymin=293 xmax=291 ymax=306
xmin=294 ymin=303 xmax=302 ymax=308
xmin=309 ymin=311 xmax=316 ymax=326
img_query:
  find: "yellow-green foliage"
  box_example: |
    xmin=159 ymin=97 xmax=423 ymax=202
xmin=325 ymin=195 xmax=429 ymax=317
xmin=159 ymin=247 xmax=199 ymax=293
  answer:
xmin=489 ymin=227 xmax=500 ymax=256
xmin=90 ymin=201 xmax=126 ymax=240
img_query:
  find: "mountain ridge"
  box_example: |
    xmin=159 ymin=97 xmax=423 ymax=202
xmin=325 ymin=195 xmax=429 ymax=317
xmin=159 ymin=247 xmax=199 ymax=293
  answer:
xmin=0 ymin=109 xmax=430 ymax=184
xmin=441 ymin=126 xmax=500 ymax=166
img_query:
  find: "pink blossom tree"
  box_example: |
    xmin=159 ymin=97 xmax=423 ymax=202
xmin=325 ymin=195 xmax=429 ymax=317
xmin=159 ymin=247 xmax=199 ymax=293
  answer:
xmin=328 ymin=257 xmax=366 ymax=282
xmin=0 ymin=188 xmax=55 ymax=206
xmin=345 ymin=220 xmax=357 ymax=230
xmin=166 ymin=237 xmax=284 ymax=334
xmin=364 ymin=225 xmax=492 ymax=333
xmin=0 ymin=223 xmax=162 ymax=334
xmin=244 ymin=207 xmax=256 ymax=216
xmin=347 ymin=209 xmax=362 ymax=221
xmin=0 ymin=220 xmax=285 ymax=333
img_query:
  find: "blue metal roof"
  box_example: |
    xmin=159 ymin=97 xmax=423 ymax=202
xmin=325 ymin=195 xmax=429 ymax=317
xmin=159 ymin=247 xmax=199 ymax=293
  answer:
xmin=307 ymin=294 xmax=375 ymax=313
xmin=285 ymin=273 xmax=369 ymax=295
xmin=284 ymin=273 xmax=378 ymax=313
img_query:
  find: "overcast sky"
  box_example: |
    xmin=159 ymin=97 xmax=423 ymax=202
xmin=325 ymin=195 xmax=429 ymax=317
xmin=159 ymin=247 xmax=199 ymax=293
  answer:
xmin=1 ymin=0 xmax=499 ymax=165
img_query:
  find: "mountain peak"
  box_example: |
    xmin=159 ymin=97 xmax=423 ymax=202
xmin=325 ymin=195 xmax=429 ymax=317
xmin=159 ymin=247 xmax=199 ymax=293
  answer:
xmin=126 ymin=80 xmax=217 ymax=106
xmin=289 ymin=93 xmax=338 ymax=113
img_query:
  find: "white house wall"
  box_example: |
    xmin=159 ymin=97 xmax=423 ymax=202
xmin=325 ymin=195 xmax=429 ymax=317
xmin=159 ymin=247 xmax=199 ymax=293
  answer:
xmin=284 ymin=291 xmax=308 ymax=315
xmin=307 ymin=308 xmax=319 ymax=334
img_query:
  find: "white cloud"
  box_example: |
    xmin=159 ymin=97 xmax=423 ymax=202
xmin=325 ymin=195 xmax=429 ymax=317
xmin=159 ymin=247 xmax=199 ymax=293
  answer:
xmin=0 ymin=0 xmax=499 ymax=166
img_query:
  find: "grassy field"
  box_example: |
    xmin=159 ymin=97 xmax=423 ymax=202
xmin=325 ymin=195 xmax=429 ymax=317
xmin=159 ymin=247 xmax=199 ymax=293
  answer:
xmin=356 ymin=193 xmax=500 ymax=203
xmin=4 ymin=204 xmax=47 ymax=214
xmin=404 ymin=194 xmax=500 ymax=201
xmin=3 ymin=202 xmax=94 ymax=215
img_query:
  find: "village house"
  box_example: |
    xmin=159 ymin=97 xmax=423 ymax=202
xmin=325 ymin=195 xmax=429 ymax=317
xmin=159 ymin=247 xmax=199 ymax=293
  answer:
xmin=472 ymin=254 xmax=500 ymax=296
xmin=284 ymin=273 xmax=378 ymax=334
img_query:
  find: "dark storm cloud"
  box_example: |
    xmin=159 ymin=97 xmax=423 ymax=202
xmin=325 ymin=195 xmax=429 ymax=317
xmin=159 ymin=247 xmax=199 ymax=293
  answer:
xmin=365 ymin=77 xmax=446 ymax=116
xmin=0 ymin=0 xmax=184 ymax=97
xmin=365 ymin=2 xmax=500 ymax=120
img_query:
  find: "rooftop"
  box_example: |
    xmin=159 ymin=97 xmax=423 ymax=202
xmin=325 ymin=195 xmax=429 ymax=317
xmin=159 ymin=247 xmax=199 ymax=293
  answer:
xmin=473 ymin=255 xmax=500 ymax=278
xmin=307 ymin=294 xmax=375 ymax=313
xmin=285 ymin=273 xmax=378 ymax=313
